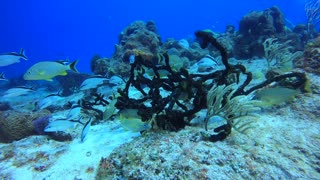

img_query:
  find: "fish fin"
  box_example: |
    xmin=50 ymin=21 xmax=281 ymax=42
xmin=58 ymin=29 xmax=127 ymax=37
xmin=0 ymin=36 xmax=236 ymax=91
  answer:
xmin=0 ymin=72 xmax=6 ymax=80
xmin=69 ymin=60 xmax=79 ymax=73
xmin=119 ymin=114 xmax=123 ymax=121
xmin=19 ymin=48 xmax=28 ymax=60
xmin=60 ymin=71 xmax=68 ymax=76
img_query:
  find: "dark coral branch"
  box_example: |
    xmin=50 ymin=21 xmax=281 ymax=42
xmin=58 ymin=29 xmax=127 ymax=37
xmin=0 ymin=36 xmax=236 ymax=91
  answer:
xmin=78 ymin=93 xmax=110 ymax=120
xmin=116 ymin=30 xmax=308 ymax=137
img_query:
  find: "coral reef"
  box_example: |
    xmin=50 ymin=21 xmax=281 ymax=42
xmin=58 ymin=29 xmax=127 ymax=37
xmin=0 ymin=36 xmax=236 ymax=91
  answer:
xmin=0 ymin=109 xmax=51 ymax=143
xmin=294 ymin=36 xmax=320 ymax=74
xmin=161 ymin=38 xmax=209 ymax=62
xmin=91 ymin=21 xmax=162 ymax=77
xmin=293 ymin=24 xmax=319 ymax=47
xmin=115 ymin=30 xmax=307 ymax=141
xmin=234 ymin=6 xmax=286 ymax=58
xmin=90 ymin=55 xmax=109 ymax=76
xmin=203 ymin=84 xmax=261 ymax=142
xmin=96 ymin=113 xmax=320 ymax=180
xmin=0 ymin=102 xmax=11 ymax=111
xmin=32 ymin=115 xmax=51 ymax=135
xmin=78 ymin=92 xmax=111 ymax=120
xmin=262 ymin=38 xmax=303 ymax=71
xmin=118 ymin=21 xmax=161 ymax=55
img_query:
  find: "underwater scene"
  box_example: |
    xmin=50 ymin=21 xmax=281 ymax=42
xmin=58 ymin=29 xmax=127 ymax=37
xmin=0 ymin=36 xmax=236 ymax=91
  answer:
xmin=1 ymin=0 xmax=320 ymax=179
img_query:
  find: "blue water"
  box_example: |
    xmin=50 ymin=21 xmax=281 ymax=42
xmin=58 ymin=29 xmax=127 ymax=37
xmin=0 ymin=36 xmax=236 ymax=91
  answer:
xmin=0 ymin=0 xmax=307 ymax=78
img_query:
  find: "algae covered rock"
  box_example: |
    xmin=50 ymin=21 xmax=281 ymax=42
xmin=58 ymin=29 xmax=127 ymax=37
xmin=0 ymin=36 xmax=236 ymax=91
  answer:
xmin=294 ymin=36 xmax=320 ymax=74
xmin=234 ymin=6 xmax=286 ymax=59
xmin=91 ymin=21 xmax=162 ymax=77
xmin=0 ymin=110 xmax=50 ymax=143
xmin=114 ymin=20 xmax=161 ymax=63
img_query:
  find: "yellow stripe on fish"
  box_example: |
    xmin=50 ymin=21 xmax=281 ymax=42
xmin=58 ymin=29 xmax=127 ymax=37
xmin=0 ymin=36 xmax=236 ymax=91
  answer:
xmin=23 ymin=60 xmax=78 ymax=81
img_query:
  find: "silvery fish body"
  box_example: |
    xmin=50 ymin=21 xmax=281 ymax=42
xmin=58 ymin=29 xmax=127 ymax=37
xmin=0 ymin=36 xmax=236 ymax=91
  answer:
xmin=81 ymin=118 xmax=92 ymax=142
xmin=66 ymin=106 xmax=82 ymax=120
xmin=80 ymin=77 xmax=108 ymax=90
xmin=38 ymin=95 xmax=63 ymax=110
xmin=44 ymin=120 xmax=78 ymax=132
xmin=0 ymin=48 xmax=28 ymax=67
xmin=3 ymin=87 xmax=34 ymax=98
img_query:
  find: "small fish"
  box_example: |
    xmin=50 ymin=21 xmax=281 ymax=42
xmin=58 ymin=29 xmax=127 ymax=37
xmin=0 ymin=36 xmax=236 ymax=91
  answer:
xmin=23 ymin=60 xmax=78 ymax=81
xmin=108 ymin=75 xmax=125 ymax=86
xmin=0 ymin=48 xmax=28 ymax=67
xmin=129 ymin=54 xmax=135 ymax=64
xmin=3 ymin=86 xmax=34 ymax=98
xmin=44 ymin=119 xmax=79 ymax=132
xmin=66 ymin=106 xmax=82 ymax=120
xmin=0 ymin=72 xmax=7 ymax=81
xmin=37 ymin=94 xmax=63 ymax=110
xmin=81 ymin=117 xmax=92 ymax=142
xmin=80 ymin=76 xmax=109 ymax=90
xmin=118 ymin=109 xmax=151 ymax=132
xmin=143 ymin=68 xmax=170 ymax=80
xmin=255 ymin=87 xmax=299 ymax=106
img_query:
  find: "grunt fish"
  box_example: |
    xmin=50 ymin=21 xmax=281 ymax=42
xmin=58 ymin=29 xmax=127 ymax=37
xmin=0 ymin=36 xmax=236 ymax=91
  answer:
xmin=23 ymin=60 xmax=78 ymax=81
xmin=118 ymin=109 xmax=151 ymax=132
xmin=255 ymin=87 xmax=299 ymax=106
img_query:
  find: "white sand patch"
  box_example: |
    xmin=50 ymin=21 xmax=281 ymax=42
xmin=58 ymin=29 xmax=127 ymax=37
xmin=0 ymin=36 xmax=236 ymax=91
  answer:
xmin=0 ymin=121 xmax=140 ymax=179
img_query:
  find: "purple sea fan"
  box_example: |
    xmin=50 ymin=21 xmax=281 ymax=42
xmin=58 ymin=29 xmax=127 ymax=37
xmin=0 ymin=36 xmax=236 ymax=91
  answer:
xmin=32 ymin=115 xmax=52 ymax=135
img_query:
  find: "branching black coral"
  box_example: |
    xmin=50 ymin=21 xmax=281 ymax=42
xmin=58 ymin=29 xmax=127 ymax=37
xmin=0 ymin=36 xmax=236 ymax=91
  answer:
xmin=78 ymin=93 xmax=110 ymax=120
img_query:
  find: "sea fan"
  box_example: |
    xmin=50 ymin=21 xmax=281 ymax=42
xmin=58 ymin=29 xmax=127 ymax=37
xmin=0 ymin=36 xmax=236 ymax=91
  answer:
xmin=205 ymin=84 xmax=261 ymax=134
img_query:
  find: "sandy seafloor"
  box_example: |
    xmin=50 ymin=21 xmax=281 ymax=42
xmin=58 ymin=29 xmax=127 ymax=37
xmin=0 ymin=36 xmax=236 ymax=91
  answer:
xmin=0 ymin=59 xmax=320 ymax=179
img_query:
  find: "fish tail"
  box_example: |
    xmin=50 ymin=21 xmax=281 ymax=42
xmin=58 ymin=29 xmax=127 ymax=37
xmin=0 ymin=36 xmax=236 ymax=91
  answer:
xmin=19 ymin=48 xmax=28 ymax=60
xmin=0 ymin=72 xmax=6 ymax=80
xmin=69 ymin=60 xmax=79 ymax=73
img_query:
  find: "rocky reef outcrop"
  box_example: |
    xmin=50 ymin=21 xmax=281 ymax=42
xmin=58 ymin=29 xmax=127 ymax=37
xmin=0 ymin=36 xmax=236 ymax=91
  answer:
xmin=234 ymin=6 xmax=286 ymax=59
xmin=0 ymin=110 xmax=51 ymax=143
xmin=91 ymin=21 xmax=162 ymax=77
xmin=294 ymin=36 xmax=320 ymax=74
